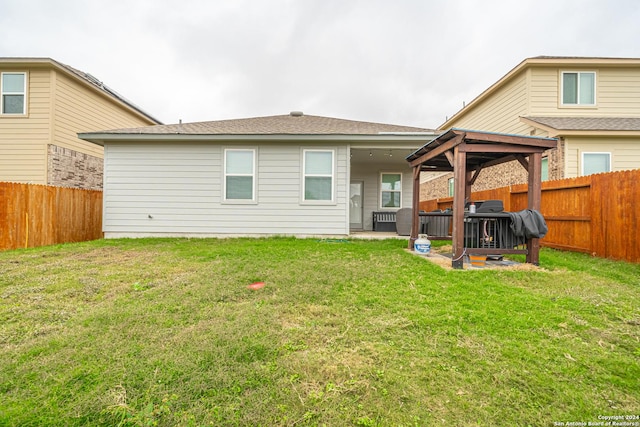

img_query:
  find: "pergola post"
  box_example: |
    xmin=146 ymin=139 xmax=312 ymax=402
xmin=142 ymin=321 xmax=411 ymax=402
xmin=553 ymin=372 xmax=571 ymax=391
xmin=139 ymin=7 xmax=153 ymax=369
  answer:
xmin=465 ymin=170 xmax=473 ymax=201
xmin=409 ymin=165 xmax=421 ymax=250
xmin=451 ymin=148 xmax=466 ymax=269
xmin=526 ymin=152 xmax=542 ymax=264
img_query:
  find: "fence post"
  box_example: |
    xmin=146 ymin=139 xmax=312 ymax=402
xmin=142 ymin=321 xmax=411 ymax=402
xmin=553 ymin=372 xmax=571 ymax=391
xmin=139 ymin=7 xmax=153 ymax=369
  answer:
xmin=589 ymin=175 xmax=603 ymax=258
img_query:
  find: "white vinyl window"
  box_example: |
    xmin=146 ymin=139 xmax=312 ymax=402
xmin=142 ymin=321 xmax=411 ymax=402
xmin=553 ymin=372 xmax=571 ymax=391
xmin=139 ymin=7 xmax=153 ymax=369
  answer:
xmin=224 ymin=149 xmax=255 ymax=202
xmin=562 ymin=71 xmax=595 ymax=106
xmin=582 ymin=152 xmax=610 ymax=176
xmin=380 ymin=173 xmax=402 ymax=208
xmin=541 ymin=157 xmax=549 ymax=182
xmin=1 ymin=72 xmax=27 ymax=114
xmin=303 ymin=149 xmax=334 ymax=202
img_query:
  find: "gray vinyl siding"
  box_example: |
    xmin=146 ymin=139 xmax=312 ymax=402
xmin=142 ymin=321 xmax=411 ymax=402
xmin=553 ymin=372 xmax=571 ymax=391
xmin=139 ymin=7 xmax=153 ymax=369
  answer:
xmin=103 ymin=141 xmax=349 ymax=236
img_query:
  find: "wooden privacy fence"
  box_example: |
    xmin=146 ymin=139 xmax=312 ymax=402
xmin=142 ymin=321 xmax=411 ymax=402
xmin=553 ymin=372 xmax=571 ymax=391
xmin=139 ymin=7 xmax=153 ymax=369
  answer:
xmin=0 ymin=182 xmax=102 ymax=251
xmin=420 ymin=169 xmax=640 ymax=263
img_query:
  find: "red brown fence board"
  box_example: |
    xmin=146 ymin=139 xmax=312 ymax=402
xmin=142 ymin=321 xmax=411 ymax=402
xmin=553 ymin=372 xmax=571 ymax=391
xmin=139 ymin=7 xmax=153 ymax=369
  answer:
xmin=420 ymin=170 xmax=640 ymax=263
xmin=0 ymin=182 xmax=102 ymax=251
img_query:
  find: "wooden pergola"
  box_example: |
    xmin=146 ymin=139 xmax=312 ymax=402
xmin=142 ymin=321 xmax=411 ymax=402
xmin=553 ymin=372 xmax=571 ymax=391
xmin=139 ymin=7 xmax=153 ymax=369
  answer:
xmin=406 ymin=129 xmax=557 ymax=269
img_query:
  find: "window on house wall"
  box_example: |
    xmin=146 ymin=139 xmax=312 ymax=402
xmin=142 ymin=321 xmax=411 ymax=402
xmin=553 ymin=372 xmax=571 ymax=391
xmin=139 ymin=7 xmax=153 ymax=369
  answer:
xmin=541 ymin=157 xmax=549 ymax=181
xmin=380 ymin=173 xmax=402 ymax=208
xmin=448 ymin=177 xmax=454 ymax=196
xmin=582 ymin=152 xmax=610 ymax=176
xmin=1 ymin=72 xmax=26 ymax=114
xmin=224 ymin=149 xmax=255 ymax=201
xmin=562 ymin=71 xmax=595 ymax=105
xmin=303 ymin=149 xmax=334 ymax=202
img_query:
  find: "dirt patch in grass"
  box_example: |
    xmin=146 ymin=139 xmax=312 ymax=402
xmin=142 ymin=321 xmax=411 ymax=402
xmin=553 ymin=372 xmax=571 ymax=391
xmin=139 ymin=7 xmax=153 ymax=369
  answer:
xmin=407 ymin=245 xmax=543 ymax=271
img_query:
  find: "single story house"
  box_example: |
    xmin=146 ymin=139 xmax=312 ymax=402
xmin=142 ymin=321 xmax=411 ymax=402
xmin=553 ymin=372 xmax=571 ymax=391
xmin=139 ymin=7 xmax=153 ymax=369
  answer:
xmin=79 ymin=112 xmax=437 ymax=237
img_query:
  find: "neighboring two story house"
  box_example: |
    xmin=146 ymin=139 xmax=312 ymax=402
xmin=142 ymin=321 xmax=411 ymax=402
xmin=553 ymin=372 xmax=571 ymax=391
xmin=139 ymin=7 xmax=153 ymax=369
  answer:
xmin=0 ymin=58 xmax=161 ymax=189
xmin=422 ymin=56 xmax=640 ymax=199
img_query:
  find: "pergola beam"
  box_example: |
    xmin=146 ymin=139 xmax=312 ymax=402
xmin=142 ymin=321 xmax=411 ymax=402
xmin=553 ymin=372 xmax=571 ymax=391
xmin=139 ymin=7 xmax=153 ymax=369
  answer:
xmin=459 ymin=143 xmax=548 ymax=154
xmin=515 ymin=154 xmax=529 ymax=170
xmin=409 ymin=133 xmax=465 ymax=168
xmin=420 ymin=166 xmax=454 ymax=172
xmin=461 ymin=130 xmax=557 ymax=148
xmin=468 ymin=167 xmax=483 ymax=186
xmin=444 ymin=150 xmax=455 ymax=167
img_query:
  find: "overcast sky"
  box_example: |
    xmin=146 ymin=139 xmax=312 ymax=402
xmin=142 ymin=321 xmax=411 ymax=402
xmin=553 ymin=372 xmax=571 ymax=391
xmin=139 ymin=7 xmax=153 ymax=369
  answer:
xmin=2 ymin=0 xmax=639 ymax=128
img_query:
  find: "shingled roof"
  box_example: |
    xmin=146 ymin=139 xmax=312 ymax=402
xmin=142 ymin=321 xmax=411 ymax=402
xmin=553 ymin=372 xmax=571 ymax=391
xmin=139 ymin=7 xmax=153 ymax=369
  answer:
xmin=522 ymin=116 xmax=640 ymax=131
xmin=89 ymin=112 xmax=435 ymax=135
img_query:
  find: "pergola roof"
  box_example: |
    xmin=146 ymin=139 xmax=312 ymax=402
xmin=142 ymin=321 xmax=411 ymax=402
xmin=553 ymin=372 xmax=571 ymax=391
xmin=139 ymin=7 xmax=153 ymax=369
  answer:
xmin=406 ymin=128 xmax=557 ymax=172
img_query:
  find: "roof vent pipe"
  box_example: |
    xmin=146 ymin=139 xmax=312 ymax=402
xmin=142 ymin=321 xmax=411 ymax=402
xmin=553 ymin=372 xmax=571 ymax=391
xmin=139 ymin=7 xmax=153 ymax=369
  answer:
xmin=290 ymin=111 xmax=304 ymax=117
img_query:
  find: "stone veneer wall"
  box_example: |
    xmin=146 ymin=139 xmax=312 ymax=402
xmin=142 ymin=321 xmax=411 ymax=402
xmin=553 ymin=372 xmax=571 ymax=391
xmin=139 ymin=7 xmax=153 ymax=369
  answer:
xmin=420 ymin=174 xmax=452 ymax=201
xmin=547 ymin=140 xmax=564 ymax=181
xmin=47 ymin=144 xmax=103 ymax=189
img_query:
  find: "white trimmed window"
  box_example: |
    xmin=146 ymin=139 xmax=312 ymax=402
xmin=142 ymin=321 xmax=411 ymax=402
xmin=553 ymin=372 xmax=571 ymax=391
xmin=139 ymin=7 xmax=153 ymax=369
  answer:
xmin=380 ymin=173 xmax=402 ymax=208
xmin=303 ymin=149 xmax=334 ymax=202
xmin=224 ymin=149 xmax=255 ymax=201
xmin=1 ymin=72 xmax=27 ymax=114
xmin=541 ymin=157 xmax=549 ymax=181
xmin=562 ymin=71 xmax=595 ymax=105
xmin=582 ymin=152 xmax=610 ymax=176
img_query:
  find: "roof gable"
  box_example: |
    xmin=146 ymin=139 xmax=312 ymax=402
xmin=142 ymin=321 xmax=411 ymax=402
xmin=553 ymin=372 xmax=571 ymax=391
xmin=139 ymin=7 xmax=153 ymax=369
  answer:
xmin=0 ymin=57 xmax=161 ymax=124
xmin=440 ymin=56 xmax=640 ymax=130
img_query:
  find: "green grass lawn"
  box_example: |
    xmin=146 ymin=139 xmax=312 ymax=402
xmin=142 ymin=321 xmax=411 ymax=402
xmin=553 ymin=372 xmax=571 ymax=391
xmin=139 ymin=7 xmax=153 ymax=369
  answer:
xmin=0 ymin=237 xmax=638 ymax=426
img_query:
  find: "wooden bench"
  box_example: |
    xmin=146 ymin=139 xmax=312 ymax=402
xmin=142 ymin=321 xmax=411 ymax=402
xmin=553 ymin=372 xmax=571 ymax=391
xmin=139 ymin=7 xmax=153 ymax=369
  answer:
xmin=372 ymin=211 xmax=396 ymax=232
